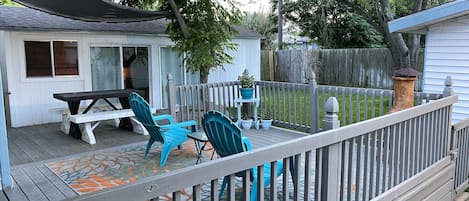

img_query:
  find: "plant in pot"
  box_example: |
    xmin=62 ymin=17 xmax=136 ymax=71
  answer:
xmin=240 ymin=111 xmax=253 ymax=129
xmin=260 ymin=111 xmax=273 ymax=129
xmin=238 ymin=69 xmax=255 ymax=99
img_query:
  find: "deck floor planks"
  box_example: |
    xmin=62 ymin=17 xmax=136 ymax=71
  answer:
xmin=0 ymin=191 xmax=8 ymax=201
xmin=3 ymin=179 xmax=28 ymax=201
xmin=11 ymin=168 xmax=48 ymax=201
xmin=6 ymin=123 xmax=305 ymax=201
xmin=24 ymin=166 xmax=67 ymax=200
xmin=36 ymin=165 xmax=77 ymax=199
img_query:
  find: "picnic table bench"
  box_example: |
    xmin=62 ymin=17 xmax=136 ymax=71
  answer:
xmin=53 ymin=89 xmax=147 ymax=144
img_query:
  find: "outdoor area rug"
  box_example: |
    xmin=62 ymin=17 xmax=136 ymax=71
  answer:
xmin=46 ymin=141 xmax=212 ymax=196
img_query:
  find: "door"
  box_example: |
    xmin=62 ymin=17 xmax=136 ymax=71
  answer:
xmin=90 ymin=46 xmax=150 ymax=103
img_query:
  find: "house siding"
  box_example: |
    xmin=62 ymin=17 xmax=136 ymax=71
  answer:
xmin=3 ymin=31 xmax=260 ymax=127
xmin=424 ymin=15 xmax=469 ymax=122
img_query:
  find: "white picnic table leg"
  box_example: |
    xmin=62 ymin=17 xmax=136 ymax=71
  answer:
xmin=131 ymin=117 xmax=149 ymax=135
xmin=80 ymin=122 xmax=97 ymax=144
xmin=60 ymin=112 xmax=70 ymax=134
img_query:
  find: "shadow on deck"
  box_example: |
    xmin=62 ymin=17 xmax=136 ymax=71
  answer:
xmin=4 ymin=122 xmax=306 ymax=201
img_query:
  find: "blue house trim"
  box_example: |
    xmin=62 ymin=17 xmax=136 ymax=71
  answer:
xmin=389 ymin=0 xmax=469 ymax=33
xmin=0 ymin=66 xmax=11 ymax=189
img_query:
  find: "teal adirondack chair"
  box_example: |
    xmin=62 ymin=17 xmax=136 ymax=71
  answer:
xmin=128 ymin=92 xmax=197 ymax=167
xmin=202 ymin=110 xmax=283 ymax=201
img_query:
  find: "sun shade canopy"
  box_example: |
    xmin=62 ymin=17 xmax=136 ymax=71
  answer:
xmin=13 ymin=0 xmax=172 ymax=22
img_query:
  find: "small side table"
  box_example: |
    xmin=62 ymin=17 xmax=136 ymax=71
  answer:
xmin=234 ymin=98 xmax=260 ymax=129
xmin=187 ymin=131 xmax=213 ymax=164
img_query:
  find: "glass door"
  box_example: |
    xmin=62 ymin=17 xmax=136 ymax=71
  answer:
xmin=90 ymin=47 xmax=122 ymax=91
xmin=123 ymin=47 xmax=149 ymax=101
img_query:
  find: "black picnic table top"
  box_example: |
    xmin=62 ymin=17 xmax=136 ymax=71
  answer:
xmin=53 ymin=89 xmax=140 ymax=102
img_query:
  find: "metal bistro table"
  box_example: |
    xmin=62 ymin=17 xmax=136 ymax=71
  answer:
xmin=53 ymin=89 xmax=140 ymax=139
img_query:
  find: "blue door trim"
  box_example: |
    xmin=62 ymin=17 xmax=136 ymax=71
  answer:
xmin=0 ymin=67 xmax=11 ymax=189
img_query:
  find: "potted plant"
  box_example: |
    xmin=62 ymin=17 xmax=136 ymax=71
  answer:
xmin=238 ymin=69 xmax=255 ymax=99
xmin=240 ymin=112 xmax=253 ymax=129
xmin=260 ymin=111 xmax=273 ymax=129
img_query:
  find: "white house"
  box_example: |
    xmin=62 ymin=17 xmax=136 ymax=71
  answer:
xmin=0 ymin=6 xmax=261 ymax=128
xmin=388 ymin=0 xmax=469 ymax=122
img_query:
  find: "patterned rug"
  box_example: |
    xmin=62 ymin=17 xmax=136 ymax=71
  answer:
xmin=46 ymin=141 xmax=211 ymax=195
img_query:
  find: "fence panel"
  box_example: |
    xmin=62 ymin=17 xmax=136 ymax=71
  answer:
xmin=261 ymin=49 xmax=425 ymax=91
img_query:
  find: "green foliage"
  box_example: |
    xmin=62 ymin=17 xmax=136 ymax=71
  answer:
xmin=283 ymin=0 xmax=384 ymax=48
xmin=241 ymin=11 xmax=277 ymax=50
xmin=120 ymin=0 xmax=243 ymax=82
xmin=118 ymin=0 xmax=163 ymax=10
xmin=165 ymin=0 xmax=243 ymax=80
xmin=0 ymin=0 xmax=20 ymax=6
xmin=237 ymin=69 xmax=255 ymax=88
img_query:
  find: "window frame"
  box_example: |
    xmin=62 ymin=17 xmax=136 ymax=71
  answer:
xmin=21 ymin=39 xmax=81 ymax=82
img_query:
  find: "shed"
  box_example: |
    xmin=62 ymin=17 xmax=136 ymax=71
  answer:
xmin=388 ymin=0 xmax=469 ymax=122
xmin=0 ymin=6 xmax=262 ymax=127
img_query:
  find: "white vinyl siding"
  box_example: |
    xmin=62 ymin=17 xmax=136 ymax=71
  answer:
xmin=424 ymin=15 xmax=469 ymax=122
xmin=3 ymin=31 xmax=261 ymax=127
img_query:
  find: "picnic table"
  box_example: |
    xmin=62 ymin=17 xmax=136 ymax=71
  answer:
xmin=53 ymin=89 xmax=140 ymax=141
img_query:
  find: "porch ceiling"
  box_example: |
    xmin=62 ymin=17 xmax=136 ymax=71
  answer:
xmin=12 ymin=0 xmax=172 ymax=23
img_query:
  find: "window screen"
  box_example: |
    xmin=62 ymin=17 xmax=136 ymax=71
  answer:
xmin=53 ymin=41 xmax=78 ymax=76
xmin=25 ymin=41 xmax=52 ymax=77
xmin=24 ymin=40 xmax=79 ymax=78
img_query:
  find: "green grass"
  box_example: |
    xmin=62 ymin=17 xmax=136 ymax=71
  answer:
xmin=257 ymin=89 xmax=391 ymax=130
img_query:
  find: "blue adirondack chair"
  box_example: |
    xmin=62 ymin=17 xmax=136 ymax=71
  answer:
xmin=128 ymin=92 xmax=197 ymax=167
xmin=202 ymin=110 xmax=283 ymax=201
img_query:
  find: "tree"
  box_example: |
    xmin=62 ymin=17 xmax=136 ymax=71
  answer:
xmin=241 ymin=11 xmax=277 ymax=50
xmin=283 ymin=0 xmax=451 ymax=70
xmin=118 ymin=0 xmax=243 ymax=83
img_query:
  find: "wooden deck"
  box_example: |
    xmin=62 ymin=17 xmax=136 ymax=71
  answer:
xmin=3 ymin=122 xmax=306 ymax=201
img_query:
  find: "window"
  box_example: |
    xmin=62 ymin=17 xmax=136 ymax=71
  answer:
xmin=24 ymin=41 xmax=78 ymax=77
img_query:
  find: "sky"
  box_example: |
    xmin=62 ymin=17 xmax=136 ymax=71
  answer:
xmin=235 ymin=0 xmax=271 ymax=13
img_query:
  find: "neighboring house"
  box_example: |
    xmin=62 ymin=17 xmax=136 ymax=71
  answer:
xmin=388 ymin=0 xmax=469 ymax=122
xmin=0 ymin=6 xmax=262 ymax=127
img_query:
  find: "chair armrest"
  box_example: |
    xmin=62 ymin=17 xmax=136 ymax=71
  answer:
xmin=242 ymin=137 xmax=253 ymax=151
xmin=152 ymin=114 xmax=175 ymax=124
xmin=160 ymin=120 xmax=197 ymax=131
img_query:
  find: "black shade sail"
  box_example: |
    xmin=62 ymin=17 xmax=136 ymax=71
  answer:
xmin=13 ymin=0 xmax=172 ymax=22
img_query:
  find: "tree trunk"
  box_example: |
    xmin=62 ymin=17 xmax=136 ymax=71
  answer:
xmin=407 ymin=0 xmax=427 ymax=69
xmin=379 ymin=0 xmax=410 ymax=70
xmin=200 ymin=72 xmax=208 ymax=83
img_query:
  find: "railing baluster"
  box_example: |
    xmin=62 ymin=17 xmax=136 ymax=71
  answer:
xmin=293 ymin=154 xmax=301 ymax=201
xmin=354 ymin=136 xmax=362 ymax=201
xmin=371 ymin=90 xmax=376 ymax=118
xmin=379 ymin=91 xmax=384 ymax=116
xmin=293 ymin=85 xmax=298 ymax=128
xmin=340 ymin=142 xmax=346 ymax=201
xmin=396 ymin=122 xmax=403 ymax=183
xmin=173 ymin=191 xmax=181 ymax=201
xmin=346 ymin=139 xmax=353 ymax=201
xmin=228 ymin=174 xmax=235 ymax=201
xmin=375 ymin=129 xmax=383 ymax=196
xmin=211 ymin=179 xmax=219 ymax=201
xmin=193 ymin=184 xmax=201 ymax=201
xmin=270 ymin=161 xmax=278 ymax=201
xmin=369 ymin=131 xmax=376 ymax=199
xmin=288 ymin=84 xmax=292 ymax=128
xmin=315 ymin=148 xmax=322 ymax=201
xmin=362 ymin=133 xmax=369 ymax=201
xmin=391 ymin=124 xmax=397 ymax=188
xmin=381 ymin=127 xmax=390 ymax=193
xmin=398 ymin=121 xmax=406 ymax=183
xmin=364 ymin=90 xmax=368 ymax=120
xmin=243 ymin=170 xmax=251 ymax=201
xmin=257 ymin=165 xmax=265 ymax=201
xmin=283 ymin=157 xmax=290 ymax=201
xmin=348 ymin=89 xmax=353 ymax=125
xmin=341 ymin=88 xmax=346 ymax=125
xmin=356 ymin=89 xmax=360 ymax=123
xmin=304 ymin=151 xmax=312 ymax=201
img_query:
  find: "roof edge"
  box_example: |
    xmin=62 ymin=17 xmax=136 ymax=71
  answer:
xmin=389 ymin=0 xmax=469 ymax=33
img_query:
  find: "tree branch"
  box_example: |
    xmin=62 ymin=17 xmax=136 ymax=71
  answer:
xmin=167 ymin=0 xmax=190 ymax=38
